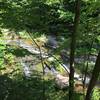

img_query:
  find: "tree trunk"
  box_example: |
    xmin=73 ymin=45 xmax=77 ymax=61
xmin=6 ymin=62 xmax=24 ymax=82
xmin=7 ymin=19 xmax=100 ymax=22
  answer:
xmin=83 ymin=40 xmax=94 ymax=90
xmin=69 ymin=0 xmax=80 ymax=100
xmin=85 ymin=51 xmax=100 ymax=100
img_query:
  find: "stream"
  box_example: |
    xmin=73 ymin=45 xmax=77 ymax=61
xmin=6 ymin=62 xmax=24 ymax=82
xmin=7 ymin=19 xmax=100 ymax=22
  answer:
xmin=4 ymin=36 xmax=97 ymax=85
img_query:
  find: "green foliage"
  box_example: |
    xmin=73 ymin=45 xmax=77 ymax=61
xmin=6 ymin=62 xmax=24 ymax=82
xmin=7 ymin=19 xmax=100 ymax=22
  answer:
xmin=0 ymin=35 xmax=15 ymax=70
xmin=0 ymin=0 xmax=75 ymax=34
xmin=0 ymin=36 xmax=6 ymax=69
xmin=0 ymin=0 xmax=100 ymax=100
xmin=92 ymin=88 xmax=100 ymax=100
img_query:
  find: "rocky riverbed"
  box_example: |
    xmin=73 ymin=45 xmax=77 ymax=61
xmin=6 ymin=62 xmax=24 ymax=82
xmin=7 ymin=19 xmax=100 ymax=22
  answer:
xmin=2 ymin=33 xmax=98 ymax=89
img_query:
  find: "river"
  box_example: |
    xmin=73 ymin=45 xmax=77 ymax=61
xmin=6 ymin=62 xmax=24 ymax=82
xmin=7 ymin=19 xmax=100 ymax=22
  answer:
xmin=4 ymin=36 xmax=97 ymax=86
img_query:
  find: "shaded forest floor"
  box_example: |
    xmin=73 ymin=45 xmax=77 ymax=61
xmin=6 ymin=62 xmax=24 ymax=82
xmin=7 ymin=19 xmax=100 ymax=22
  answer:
xmin=0 ymin=72 xmax=85 ymax=100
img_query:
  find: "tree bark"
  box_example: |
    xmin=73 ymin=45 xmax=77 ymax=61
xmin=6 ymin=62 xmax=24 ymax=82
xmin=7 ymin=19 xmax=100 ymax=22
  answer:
xmin=85 ymin=51 xmax=100 ymax=100
xmin=83 ymin=40 xmax=94 ymax=90
xmin=69 ymin=0 xmax=80 ymax=100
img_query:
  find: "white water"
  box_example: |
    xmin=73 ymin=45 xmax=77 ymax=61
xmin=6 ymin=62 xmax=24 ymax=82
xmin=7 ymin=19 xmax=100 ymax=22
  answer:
xmin=21 ymin=61 xmax=31 ymax=78
xmin=60 ymin=63 xmax=90 ymax=84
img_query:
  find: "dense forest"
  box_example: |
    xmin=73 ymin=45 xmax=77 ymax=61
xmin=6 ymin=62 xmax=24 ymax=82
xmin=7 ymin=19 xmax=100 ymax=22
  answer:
xmin=0 ymin=0 xmax=100 ymax=100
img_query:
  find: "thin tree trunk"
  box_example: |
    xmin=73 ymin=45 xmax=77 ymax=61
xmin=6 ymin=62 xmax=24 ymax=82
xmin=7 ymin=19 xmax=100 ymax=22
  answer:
xmin=27 ymin=32 xmax=46 ymax=100
xmin=85 ymin=51 xmax=100 ymax=100
xmin=83 ymin=40 xmax=94 ymax=89
xmin=69 ymin=0 xmax=80 ymax=100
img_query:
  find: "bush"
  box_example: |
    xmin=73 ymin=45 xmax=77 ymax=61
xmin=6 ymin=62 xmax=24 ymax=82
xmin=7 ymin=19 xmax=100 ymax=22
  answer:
xmin=92 ymin=88 xmax=100 ymax=100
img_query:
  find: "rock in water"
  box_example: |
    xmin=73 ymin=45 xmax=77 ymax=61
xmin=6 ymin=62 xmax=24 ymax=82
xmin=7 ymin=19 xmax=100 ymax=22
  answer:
xmin=55 ymin=74 xmax=69 ymax=89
